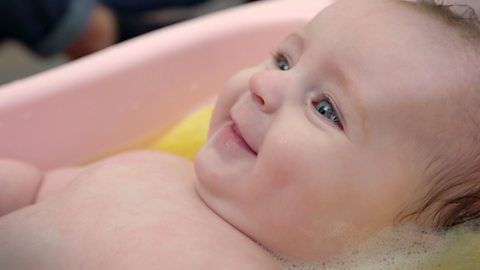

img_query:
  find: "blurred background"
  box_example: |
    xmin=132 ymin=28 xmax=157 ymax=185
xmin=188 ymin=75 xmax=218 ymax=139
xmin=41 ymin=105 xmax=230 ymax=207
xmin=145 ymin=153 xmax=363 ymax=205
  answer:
xmin=0 ymin=0 xmax=261 ymax=85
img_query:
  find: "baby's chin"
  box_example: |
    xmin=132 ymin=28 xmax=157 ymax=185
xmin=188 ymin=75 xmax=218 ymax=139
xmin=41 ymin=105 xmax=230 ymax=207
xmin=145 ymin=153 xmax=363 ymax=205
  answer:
xmin=193 ymin=144 xmax=218 ymax=197
xmin=192 ymin=145 xmax=231 ymax=211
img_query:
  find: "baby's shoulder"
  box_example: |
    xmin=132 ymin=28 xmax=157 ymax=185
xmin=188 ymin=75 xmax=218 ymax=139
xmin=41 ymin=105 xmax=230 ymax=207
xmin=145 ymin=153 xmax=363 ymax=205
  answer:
xmin=87 ymin=150 xmax=194 ymax=175
xmin=54 ymin=150 xmax=198 ymax=207
xmin=0 ymin=151 xmax=283 ymax=269
xmin=37 ymin=150 xmax=194 ymax=201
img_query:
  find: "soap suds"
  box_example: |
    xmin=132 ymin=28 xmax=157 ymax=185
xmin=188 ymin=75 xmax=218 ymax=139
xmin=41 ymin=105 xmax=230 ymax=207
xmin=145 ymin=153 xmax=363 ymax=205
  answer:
xmin=272 ymin=224 xmax=455 ymax=270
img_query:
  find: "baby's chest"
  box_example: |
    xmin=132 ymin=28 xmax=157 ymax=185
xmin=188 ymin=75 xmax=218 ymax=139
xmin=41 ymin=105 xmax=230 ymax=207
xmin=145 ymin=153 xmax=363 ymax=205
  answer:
xmin=0 ymin=175 xmax=280 ymax=269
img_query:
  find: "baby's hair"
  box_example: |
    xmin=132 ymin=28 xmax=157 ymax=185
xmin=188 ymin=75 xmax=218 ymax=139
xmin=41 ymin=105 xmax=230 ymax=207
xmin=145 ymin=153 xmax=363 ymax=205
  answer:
xmin=417 ymin=0 xmax=480 ymax=45
xmin=414 ymin=0 xmax=479 ymax=23
xmin=397 ymin=0 xmax=480 ymax=230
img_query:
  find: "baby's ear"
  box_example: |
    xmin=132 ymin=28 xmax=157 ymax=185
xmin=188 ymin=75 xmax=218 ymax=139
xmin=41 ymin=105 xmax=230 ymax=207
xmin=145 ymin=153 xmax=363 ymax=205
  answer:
xmin=0 ymin=159 xmax=42 ymax=217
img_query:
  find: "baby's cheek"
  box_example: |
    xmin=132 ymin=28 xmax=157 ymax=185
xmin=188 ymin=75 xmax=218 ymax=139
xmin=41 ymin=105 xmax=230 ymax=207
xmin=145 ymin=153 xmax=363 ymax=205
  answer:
xmin=211 ymin=64 xmax=267 ymax=133
xmin=219 ymin=65 xmax=264 ymax=101
xmin=257 ymin=144 xmax=311 ymax=188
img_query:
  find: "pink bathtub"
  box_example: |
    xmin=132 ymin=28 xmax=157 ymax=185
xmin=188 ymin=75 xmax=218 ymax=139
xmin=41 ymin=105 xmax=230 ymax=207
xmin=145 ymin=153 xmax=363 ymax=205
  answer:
xmin=0 ymin=0 xmax=333 ymax=170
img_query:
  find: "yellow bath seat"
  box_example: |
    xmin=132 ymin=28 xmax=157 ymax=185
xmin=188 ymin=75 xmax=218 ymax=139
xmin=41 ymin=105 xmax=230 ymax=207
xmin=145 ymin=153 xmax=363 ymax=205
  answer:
xmin=150 ymin=104 xmax=214 ymax=160
xmin=423 ymin=231 xmax=480 ymax=270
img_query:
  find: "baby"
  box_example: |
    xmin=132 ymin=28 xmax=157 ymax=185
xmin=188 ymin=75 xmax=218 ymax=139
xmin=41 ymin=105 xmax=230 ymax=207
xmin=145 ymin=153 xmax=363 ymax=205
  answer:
xmin=1 ymin=0 xmax=479 ymax=268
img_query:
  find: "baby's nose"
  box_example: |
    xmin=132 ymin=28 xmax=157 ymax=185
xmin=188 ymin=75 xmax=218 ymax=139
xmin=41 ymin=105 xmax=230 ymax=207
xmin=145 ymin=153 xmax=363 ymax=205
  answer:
xmin=249 ymin=70 xmax=287 ymax=113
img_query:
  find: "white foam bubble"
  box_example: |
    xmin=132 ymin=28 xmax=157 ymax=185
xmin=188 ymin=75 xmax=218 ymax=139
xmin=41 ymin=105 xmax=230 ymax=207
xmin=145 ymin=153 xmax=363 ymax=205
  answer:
xmin=272 ymin=224 xmax=454 ymax=270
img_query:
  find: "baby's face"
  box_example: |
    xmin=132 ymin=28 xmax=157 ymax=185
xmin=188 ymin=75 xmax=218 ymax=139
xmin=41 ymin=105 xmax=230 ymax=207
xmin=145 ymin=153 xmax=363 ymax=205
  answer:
xmin=195 ymin=0 xmax=463 ymax=261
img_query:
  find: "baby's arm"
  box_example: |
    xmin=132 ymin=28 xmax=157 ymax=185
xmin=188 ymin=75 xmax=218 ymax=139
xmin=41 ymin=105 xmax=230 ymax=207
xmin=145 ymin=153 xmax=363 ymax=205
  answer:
xmin=0 ymin=159 xmax=42 ymax=216
xmin=36 ymin=166 xmax=84 ymax=202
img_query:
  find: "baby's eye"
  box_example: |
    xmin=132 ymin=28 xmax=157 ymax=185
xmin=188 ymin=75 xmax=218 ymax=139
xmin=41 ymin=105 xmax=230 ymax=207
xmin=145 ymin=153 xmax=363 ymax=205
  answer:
xmin=314 ymin=99 xmax=342 ymax=128
xmin=272 ymin=50 xmax=291 ymax=71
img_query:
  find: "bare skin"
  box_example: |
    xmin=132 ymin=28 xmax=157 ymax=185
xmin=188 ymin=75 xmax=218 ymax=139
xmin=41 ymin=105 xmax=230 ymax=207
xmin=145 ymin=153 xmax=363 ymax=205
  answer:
xmin=0 ymin=152 xmax=282 ymax=269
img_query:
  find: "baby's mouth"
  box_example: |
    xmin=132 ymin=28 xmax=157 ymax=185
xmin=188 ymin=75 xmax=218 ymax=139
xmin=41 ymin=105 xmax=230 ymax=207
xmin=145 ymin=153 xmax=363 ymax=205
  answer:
xmin=232 ymin=123 xmax=257 ymax=156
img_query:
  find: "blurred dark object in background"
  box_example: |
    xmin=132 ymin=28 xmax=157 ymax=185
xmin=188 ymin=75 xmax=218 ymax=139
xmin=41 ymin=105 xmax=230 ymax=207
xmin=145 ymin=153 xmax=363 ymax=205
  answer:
xmin=107 ymin=0 xmax=258 ymax=42
xmin=0 ymin=0 xmax=261 ymax=57
xmin=0 ymin=0 xmax=263 ymax=84
xmin=101 ymin=0 xmax=209 ymax=12
xmin=0 ymin=0 xmax=99 ymax=57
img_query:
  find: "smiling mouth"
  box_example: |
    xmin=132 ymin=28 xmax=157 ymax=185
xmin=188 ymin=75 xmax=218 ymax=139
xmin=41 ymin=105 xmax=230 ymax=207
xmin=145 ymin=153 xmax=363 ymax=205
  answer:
xmin=231 ymin=123 xmax=257 ymax=155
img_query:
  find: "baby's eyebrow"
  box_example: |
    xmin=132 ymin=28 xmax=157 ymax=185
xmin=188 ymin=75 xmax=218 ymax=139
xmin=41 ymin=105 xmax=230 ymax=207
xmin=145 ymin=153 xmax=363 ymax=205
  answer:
xmin=283 ymin=32 xmax=305 ymax=51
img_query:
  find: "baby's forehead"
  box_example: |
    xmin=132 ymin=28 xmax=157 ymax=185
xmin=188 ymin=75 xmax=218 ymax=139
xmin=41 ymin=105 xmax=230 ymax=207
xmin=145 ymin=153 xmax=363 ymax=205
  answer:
xmin=302 ymin=0 xmax=478 ymax=83
xmin=302 ymin=3 xmax=450 ymax=81
xmin=303 ymin=1 xmax=433 ymax=53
